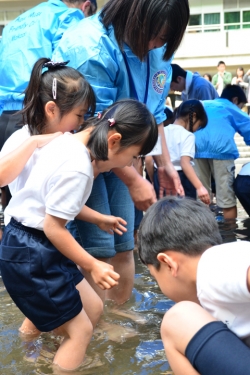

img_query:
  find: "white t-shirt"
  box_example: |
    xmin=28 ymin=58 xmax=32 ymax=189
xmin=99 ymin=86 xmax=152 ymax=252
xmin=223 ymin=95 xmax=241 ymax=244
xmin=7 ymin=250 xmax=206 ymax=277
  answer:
xmin=197 ymin=241 xmax=250 ymax=339
xmin=5 ymin=132 xmax=93 ymax=230
xmin=164 ymin=124 xmax=195 ymax=171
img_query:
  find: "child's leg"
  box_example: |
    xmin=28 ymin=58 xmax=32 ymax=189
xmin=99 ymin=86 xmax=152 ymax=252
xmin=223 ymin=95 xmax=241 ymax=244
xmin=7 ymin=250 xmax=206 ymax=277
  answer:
xmin=213 ymin=159 xmax=237 ymax=219
xmin=161 ymin=301 xmax=213 ymax=375
xmin=76 ymin=278 xmax=103 ymax=328
xmin=53 ymin=308 xmax=93 ymax=371
xmin=161 ymin=301 xmax=250 ymax=375
xmin=19 ymin=318 xmax=41 ymax=336
xmin=107 ymin=250 xmax=135 ymax=304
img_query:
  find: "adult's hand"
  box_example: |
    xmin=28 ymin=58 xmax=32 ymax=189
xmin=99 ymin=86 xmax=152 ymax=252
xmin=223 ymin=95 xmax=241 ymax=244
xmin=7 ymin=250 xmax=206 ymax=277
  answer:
xmin=112 ymin=166 xmax=156 ymax=211
xmin=157 ymin=164 xmax=185 ymax=198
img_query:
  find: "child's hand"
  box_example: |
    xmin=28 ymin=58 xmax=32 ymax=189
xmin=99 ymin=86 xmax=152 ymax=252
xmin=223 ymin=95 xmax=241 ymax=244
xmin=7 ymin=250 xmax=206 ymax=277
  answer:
xmin=197 ymin=186 xmax=210 ymax=205
xmin=33 ymin=132 xmax=62 ymax=148
xmin=97 ymin=215 xmax=127 ymax=235
xmin=90 ymin=260 xmax=120 ymax=290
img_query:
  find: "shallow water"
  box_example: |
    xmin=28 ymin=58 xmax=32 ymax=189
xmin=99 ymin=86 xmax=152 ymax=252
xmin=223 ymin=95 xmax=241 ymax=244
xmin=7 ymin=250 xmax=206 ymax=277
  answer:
xmin=0 ymin=202 xmax=249 ymax=375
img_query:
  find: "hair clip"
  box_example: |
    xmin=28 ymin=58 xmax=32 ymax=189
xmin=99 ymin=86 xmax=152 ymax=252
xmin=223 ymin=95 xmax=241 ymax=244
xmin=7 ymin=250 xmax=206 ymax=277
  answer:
xmin=108 ymin=118 xmax=116 ymax=127
xmin=43 ymin=60 xmax=70 ymax=69
xmin=52 ymin=77 xmax=57 ymax=100
xmin=97 ymin=112 xmax=102 ymax=119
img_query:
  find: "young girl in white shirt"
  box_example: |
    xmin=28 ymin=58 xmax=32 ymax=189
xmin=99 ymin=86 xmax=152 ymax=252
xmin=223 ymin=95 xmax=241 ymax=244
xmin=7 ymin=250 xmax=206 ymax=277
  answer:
xmin=0 ymin=58 xmax=158 ymax=372
xmin=146 ymin=99 xmax=210 ymax=205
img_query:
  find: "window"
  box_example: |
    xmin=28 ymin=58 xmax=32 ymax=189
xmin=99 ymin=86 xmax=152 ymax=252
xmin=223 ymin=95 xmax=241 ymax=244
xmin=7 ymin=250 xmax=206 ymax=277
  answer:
xmin=189 ymin=14 xmax=201 ymax=26
xmin=224 ymin=11 xmax=240 ymax=29
xmin=243 ymin=10 xmax=250 ymax=28
xmin=204 ymin=13 xmax=220 ymax=32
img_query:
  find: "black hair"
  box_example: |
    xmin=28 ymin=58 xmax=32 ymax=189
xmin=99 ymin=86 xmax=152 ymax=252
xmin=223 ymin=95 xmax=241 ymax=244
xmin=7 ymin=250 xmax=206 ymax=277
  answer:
xmin=84 ymin=99 xmax=158 ymax=161
xmin=19 ymin=58 xmax=96 ymax=135
xmin=221 ymin=84 xmax=247 ymax=104
xmin=174 ymin=99 xmax=208 ymax=132
xmin=138 ymin=196 xmax=222 ymax=269
xmin=217 ymin=60 xmax=225 ymax=66
xmin=163 ymin=106 xmax=174 ymax=127
xmin=100 ymin=0 xmax=190 ymax=61
xmin=171 ymin=64 xmax=187 ymax=82
xmin=203 ymin=73 xmax=212 ymax=82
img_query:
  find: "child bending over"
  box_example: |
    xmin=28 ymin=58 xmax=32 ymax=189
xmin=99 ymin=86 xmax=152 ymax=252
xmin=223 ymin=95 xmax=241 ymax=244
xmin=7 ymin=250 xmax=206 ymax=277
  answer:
xmin=145 ymin=100 xmax=210 ymax=204
xmin=0 ymin=58 xmax=158 ymax=372
xmin=138 ymin=196 xmax=250 ymax=375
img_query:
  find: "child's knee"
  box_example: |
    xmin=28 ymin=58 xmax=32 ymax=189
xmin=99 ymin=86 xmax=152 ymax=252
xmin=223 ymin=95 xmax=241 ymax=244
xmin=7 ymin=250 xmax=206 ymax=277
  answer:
xmin=161 ymin=301 xmax=217 ymax=354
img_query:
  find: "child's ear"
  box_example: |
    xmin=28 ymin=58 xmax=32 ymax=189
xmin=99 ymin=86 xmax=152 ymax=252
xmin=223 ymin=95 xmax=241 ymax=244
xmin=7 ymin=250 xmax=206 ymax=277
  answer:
xmin=45 ymin=101 xmax=58 ymax=118
xmin=157 ymin=252 xmax=178 ymax=277
xmin=107 ymin=132 xmax=122 ymax=149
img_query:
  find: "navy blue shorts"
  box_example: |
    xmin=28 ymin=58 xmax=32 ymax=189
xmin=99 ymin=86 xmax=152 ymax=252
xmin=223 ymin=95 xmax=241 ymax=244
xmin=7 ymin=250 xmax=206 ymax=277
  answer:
xmin=186 ymin=321 xmax=250 ymax=375
xmin=0 ymin=218 xmax=83 ymax=332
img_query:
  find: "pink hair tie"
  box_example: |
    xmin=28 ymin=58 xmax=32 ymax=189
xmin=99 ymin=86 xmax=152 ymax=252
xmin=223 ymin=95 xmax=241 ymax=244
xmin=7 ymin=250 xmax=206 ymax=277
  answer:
xmin=97 ymin=112 xmax=102 ymax=119
xmin=108 ymin=118 xmax=116 ymax=127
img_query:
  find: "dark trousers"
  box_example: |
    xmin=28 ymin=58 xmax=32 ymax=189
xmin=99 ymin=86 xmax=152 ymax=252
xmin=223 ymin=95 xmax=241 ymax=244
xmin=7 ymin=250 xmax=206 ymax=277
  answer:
xmin=233 ymin=175 xmax=250 ymax=216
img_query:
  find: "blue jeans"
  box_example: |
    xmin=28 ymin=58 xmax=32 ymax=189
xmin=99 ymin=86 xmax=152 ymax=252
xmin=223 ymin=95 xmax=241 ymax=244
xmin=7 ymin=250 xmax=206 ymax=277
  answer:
xmin=67 ymin=172 xmax=135 ymax=258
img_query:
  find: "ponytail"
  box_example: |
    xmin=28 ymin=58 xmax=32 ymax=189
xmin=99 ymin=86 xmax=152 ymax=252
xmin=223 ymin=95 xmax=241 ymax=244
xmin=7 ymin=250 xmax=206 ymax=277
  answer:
xmin=83 ymin=99 xmax=158 ymax=160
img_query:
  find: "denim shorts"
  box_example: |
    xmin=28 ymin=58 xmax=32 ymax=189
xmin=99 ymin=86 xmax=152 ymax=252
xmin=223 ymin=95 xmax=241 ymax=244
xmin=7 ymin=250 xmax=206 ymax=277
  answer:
xmin=186 ymin=321 xmax=250 ymax=375
xmin=0 ymin=218 xmax=83 ymax=332
xmin=67 ymin=172 xmax=135 ymax=258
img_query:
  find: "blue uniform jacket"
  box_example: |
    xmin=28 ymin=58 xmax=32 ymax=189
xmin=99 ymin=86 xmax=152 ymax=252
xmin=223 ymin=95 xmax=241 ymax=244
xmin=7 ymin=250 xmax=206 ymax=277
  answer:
xmin=195 ymin=98 xmax=250 ymax=160
xmin=53 ymin=13 xmax=172 ymax=125
xmin=182 ymin=72 xmax=218 ymax=101
xmin=0 ymin=0 xmax=83 ymax=114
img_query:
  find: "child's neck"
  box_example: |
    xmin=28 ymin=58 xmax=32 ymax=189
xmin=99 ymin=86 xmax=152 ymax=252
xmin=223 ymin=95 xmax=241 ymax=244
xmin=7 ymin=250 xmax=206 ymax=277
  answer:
xmin=173 ymin=118 xmax=189 ymax=130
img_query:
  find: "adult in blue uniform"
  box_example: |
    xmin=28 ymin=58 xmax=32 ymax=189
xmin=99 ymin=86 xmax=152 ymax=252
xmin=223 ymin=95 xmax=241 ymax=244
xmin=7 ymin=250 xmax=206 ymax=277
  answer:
xmin=53 ymin=0 xmax=189 ymax=304
xmin=170 ymin=64 xmax=219 ymax=101
xmin=0 ymin=0 xmax=94 ymax=215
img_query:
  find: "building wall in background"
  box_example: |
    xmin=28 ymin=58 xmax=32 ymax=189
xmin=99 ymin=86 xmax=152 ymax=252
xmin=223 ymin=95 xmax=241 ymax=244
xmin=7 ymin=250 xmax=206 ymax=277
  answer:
xmin=0 ymin=0 xmax=249 ymax=77
xmin=174 ymin=0 xmax=250 ymax=76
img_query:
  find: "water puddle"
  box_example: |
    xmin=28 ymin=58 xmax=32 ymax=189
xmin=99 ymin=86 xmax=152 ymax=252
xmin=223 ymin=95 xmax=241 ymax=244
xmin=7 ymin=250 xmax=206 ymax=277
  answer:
xmin=0 ymin=201 xmax=249 ymax=374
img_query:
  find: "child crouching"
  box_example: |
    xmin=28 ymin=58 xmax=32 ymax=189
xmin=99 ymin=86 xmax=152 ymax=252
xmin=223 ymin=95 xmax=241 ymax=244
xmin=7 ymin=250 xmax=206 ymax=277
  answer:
xmin=138 ymin=197 xmax=250 ymax=375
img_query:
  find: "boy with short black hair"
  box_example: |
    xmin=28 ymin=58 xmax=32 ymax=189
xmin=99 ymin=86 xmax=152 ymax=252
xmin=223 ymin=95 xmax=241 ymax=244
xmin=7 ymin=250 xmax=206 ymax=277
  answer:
xmin=138 ymin=197 xmax=250 ymax=375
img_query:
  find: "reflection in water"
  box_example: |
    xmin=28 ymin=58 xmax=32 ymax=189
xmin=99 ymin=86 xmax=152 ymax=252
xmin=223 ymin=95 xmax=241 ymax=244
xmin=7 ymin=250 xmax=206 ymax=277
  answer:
xmin=0 ymin=202 xmax=249 ymax=375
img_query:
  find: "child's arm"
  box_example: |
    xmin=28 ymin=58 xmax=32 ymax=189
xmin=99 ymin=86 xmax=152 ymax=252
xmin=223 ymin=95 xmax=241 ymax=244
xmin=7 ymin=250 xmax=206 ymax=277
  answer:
xmin=180 ymin=156 xmax=210 ymax=205
xmin=76 ymin=205 xmax=127 ymax=235
xmin=0 ymin=132 xmax=62 ymax=187
xmin=43 ymin=213 xmax=120 ymax=290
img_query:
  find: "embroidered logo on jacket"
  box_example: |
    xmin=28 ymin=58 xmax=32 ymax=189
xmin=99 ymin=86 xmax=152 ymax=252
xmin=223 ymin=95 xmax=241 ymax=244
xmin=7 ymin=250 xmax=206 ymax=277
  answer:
xmin=152 ymin=71 xmax=167 ymax=94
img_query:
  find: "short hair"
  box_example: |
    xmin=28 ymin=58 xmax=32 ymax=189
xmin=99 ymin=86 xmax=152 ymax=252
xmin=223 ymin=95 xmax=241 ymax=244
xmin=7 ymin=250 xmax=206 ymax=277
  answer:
xmin=217 ymin=60 xmax=225 ymax=66
xmin=138 ymin=197 xmax=222 ymax=269
xmin=171 ymin=64 xmax=187 ymax=82
xmin=100 ymin=0 xmax=189 ymax=61
xmin=221 ymin=84 xmax=247 ymax=104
